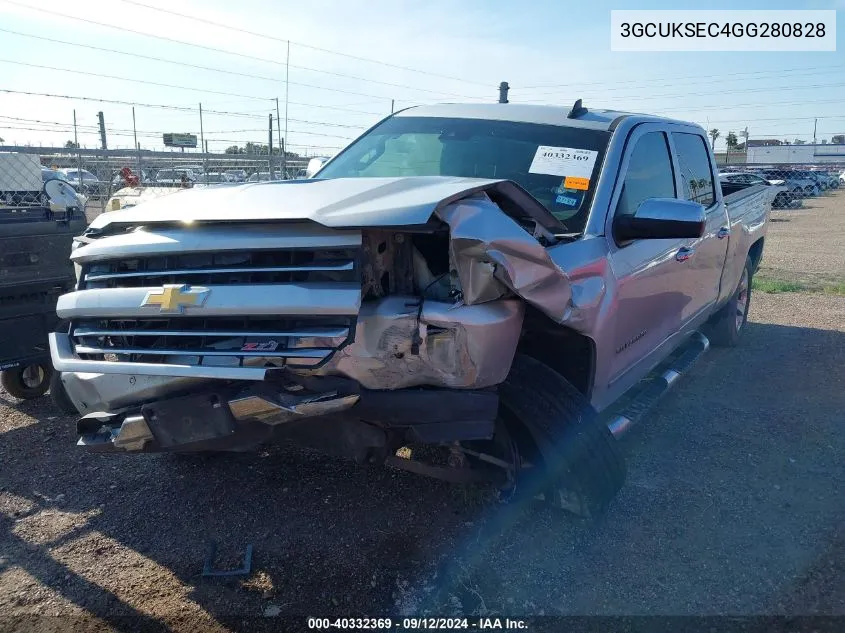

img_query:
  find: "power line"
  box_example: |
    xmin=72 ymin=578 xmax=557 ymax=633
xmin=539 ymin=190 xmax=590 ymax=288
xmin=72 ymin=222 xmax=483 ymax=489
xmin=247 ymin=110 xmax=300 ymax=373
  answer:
xmin=0 ymin=88 xmax=270 ymax=117
xmin=0 ymin=26 xmax=486 ymax=102
xmin=0 ymin=59 xmax=274 ymax=101
xmin=539 ymin=80 xmax=845 ymax=105
xmin=0 ymin=57 xmax=419 ymax=103
xmin=516 ymin=63 xmax=845 ymax=92
xmin=113 ymin=0 xmax=493 ymax=89
xmin=0 ymin=117 xmax=355 ymax=141
xmin=649 ymin=96 xmax=845 ymax=114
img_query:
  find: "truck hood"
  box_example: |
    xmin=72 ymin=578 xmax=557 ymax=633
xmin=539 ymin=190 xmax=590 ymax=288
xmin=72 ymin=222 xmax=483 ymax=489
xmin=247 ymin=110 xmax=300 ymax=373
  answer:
xmin=87 ymin=176 xmax=564 ymax=234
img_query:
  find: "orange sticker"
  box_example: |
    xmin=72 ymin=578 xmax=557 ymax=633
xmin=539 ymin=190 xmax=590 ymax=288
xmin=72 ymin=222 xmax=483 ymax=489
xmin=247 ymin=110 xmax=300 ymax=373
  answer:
xmin=564 ymin=176 xmax=589 ymax=191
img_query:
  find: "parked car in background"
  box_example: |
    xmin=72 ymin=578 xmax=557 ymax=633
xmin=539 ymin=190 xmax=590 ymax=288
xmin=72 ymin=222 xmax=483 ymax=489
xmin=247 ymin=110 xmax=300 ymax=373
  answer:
xmin=811 ymin=169 xmax=839 ymax=190
xmin=42 ymin=168 xmax=88 ymax=207
xmin=179 ymin=165 xmax=204 ymax=177
xmin=719 ymin=171 xmax=795 ymax=209
xmin=246 ymin=171 xmax=281 ymax=182
xmin=792 ymin=170 xmax=825 ymax=194
xmin=759 ymin=170 xmax=817 ymax=197
xmin=43 ymin=168 xmax=73 ymax=187
xmin=60 ymin=168 xmax=102 ymax=197
xmin=111 ymin=169 xmax=150 ymax=188
xmin=226 ymin=169 xmax=247 ymax=182
xmin=200 ymin=172 xmax=234 ymax=184
xmin=105 ymin=186 xmax=184 ymax=212
xmin=154 ymin=169 xmax=197 ymax=187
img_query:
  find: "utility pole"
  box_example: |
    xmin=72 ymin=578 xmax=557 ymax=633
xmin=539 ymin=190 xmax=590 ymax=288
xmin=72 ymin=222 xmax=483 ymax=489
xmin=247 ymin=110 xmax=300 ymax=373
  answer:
xmin=284 ymin=40 xmax=290 ymax=177
xmin=498 ymin=81 xmax=509 ymax=104
xmin=132 ymin=106 xmax=141 ymax=178
xmin=391 ymin=99 xmax=395 ymax=114
xmin=276 ymin=97 xmax=284 ymax=178
xmin=268 ymin=113 xmax=274 ymax=176
xmin=73 ymin=109 xmax=82 ymax=189
xmin=97 ymin=111 xmax=107 ymax=149
xmin=813 ymin=118 xmax=818 ymax=145
xmin=199 ymin=103 xmax=207 ymax=181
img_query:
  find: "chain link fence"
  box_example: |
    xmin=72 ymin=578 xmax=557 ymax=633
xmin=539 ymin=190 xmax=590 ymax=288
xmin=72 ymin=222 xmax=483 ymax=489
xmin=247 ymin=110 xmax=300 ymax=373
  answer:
xmin=0 ymin=145 xmax=312 ymax=221
xmin=4 ymin=146 xmax=843 ymax=224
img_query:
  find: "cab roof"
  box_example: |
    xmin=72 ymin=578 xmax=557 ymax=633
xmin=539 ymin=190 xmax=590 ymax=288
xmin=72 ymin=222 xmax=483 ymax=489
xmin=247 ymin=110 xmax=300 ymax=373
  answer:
xmin=395 ymin=102 xmax=697 ymax=132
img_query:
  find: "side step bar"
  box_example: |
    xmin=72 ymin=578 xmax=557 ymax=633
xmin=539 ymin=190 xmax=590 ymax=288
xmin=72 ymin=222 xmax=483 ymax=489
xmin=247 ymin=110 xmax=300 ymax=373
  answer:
xmin=606 ymin=331 xmax=710 ymax=438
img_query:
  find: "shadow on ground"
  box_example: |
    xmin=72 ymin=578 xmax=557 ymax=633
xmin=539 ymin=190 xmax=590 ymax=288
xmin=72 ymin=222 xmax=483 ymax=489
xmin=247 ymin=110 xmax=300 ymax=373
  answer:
xmin=0 ymin=320 xmax=843 ymax=627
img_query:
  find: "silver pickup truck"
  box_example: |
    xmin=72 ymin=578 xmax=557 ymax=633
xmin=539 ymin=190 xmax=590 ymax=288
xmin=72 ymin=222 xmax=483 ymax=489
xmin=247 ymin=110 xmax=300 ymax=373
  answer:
xmin=49 ymin=103 xmax=774 ymax=517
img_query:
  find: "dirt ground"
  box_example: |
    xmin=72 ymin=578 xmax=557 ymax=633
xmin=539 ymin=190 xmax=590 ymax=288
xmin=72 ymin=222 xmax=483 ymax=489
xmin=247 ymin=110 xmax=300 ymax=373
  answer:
xmin=1 ymin=193 xmax=843 ymax=630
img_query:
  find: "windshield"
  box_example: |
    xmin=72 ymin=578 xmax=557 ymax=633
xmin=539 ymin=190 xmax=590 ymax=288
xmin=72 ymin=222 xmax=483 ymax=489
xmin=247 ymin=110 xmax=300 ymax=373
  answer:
xmin=317 ymin=116 xmax=611 ymax=232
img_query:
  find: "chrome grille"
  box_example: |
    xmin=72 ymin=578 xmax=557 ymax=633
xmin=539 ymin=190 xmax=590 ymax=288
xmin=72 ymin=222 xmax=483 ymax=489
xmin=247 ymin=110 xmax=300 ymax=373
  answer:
xmin=81 ymin=248 xmax=359 ymax=289
xmin=69 ymin=315 xmax=353 ymax=368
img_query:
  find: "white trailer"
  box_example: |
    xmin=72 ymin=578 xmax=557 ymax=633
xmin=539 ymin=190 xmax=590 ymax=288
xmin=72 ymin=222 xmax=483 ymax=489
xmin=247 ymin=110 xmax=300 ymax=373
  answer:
xmin=0 ymin=153 xmax=43 ymax=206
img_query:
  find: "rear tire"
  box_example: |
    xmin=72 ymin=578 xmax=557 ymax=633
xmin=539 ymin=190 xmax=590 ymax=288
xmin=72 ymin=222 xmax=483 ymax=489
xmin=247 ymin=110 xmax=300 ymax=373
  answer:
xmin=1 ymin=363 xmax=53 ymax=399
xmin=498 ymin=354 xmax=626 ymax=519
xmin=50 ymin=371 xmax=79 ymax=415
xmin=706 ymin=256 xmax=753 ymax=347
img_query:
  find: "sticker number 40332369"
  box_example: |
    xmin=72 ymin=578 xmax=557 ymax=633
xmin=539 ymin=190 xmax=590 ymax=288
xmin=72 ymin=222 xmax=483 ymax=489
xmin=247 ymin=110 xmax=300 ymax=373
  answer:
xmin=529 ymin=146 xmax=598 ymax=179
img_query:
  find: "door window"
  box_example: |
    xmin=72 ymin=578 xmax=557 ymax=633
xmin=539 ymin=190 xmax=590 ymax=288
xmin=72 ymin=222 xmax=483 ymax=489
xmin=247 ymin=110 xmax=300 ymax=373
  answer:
xmin=673 ymin=132 xmax=716 ymax=207
xmin=615 ymin=131 xmax=676 ymax=218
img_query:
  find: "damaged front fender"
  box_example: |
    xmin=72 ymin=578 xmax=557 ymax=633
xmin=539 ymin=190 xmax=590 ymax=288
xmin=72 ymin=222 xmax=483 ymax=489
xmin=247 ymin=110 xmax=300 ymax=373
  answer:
xmin=436 ymin=194 xmax=573 ymax=323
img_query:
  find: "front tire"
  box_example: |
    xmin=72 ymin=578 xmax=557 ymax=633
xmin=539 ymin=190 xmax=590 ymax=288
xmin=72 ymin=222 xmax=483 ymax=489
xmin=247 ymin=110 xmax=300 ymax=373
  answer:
xmin=498 ymin=354 xmax=626 ymax=519
xmin=706 ymin=256 xmax=753 ymax=347
xmin=1 ymin=363 xmax=53 ymax=399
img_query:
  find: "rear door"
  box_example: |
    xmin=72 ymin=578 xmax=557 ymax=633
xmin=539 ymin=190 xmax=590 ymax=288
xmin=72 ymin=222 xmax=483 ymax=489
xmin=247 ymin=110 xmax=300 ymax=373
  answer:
xmin=670 ymin=131 xmax=729 ymax=324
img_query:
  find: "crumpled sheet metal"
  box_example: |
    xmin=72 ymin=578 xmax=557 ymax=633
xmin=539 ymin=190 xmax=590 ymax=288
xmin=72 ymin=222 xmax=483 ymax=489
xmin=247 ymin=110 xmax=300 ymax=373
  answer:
xmin=302 ymin=296 xmax=524 ymax=390
xmin=435 ymin=194 xmax=573 ymax=323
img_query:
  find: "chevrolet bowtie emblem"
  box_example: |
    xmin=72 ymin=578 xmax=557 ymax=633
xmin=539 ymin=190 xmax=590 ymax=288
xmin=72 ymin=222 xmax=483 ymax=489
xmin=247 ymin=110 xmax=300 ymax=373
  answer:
xmin=141 ymin=284 xmax=209 ymax=313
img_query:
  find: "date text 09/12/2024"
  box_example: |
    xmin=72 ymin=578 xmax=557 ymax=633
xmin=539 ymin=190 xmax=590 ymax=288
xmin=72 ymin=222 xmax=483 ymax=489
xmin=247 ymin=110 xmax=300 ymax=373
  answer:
xmin=306 ymin=617 xmax=529 ymax=630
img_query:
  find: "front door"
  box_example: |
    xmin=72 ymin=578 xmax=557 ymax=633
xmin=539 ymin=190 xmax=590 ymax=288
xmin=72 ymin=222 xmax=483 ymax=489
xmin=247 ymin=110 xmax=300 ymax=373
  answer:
xmin=604 ymin=126 xmax=692 ymax=391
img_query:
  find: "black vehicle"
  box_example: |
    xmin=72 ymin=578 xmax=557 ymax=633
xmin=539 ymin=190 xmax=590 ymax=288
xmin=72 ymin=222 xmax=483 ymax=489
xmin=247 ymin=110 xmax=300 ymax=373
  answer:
xmin=0 ymin=196 xmax=86 ymax=401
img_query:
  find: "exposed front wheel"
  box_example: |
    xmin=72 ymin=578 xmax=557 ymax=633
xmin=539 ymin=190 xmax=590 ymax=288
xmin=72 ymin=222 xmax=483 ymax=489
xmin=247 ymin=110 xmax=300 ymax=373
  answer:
xmin=1 ymin=363 xmax=53 ymax=399
xmin=706 ymin=256 xmax=753 ymax=347
xmin=495 ymin=354 xmax=626 ymax=519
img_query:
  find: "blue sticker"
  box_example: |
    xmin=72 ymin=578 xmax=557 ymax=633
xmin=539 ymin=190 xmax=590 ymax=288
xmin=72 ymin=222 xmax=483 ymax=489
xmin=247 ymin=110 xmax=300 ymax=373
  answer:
xmin=555 ymin=194 xmax=579 ymax=207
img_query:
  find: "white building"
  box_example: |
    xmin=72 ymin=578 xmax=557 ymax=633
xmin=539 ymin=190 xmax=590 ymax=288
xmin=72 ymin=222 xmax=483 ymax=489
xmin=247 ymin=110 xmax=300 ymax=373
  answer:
xmin=747 ymin=143 xmax=845 ymax=165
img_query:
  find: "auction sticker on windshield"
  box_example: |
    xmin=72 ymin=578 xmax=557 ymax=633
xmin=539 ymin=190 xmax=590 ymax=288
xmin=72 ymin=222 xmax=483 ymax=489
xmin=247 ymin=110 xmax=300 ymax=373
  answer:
xmin=529 ymin=146 xmax=598 ymax=179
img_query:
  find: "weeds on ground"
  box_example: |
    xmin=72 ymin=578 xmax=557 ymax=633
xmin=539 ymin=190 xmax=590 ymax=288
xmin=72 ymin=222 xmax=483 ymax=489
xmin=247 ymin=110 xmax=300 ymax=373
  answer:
xmin=752 ymin=277 xmax=845 ymax=295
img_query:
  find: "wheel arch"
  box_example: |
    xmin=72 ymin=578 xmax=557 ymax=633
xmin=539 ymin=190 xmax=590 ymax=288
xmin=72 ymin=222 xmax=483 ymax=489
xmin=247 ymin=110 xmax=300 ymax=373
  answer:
xmin=747 ymin=237 xmax=765 ymax=275
xmin=515 ymin=306 xmax=596 ymax=399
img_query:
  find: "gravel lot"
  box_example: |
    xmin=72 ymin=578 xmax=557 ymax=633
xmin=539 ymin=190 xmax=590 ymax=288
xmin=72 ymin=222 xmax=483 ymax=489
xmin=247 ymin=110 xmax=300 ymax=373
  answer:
xmin=1 ymin=193 xmax=843 ymax=630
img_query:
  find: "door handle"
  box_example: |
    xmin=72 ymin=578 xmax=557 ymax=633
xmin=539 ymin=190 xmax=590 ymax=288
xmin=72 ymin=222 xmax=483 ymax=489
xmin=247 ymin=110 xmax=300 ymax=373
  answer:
xmin=675 ymin=247 xmax=694 ymax=262
xmin=717 ymin=226 xmax=730 ymax=239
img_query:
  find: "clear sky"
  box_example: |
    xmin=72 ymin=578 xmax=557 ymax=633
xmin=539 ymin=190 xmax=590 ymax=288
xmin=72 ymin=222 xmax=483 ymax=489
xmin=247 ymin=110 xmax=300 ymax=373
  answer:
xmin=0 ymin=0 xmax=842 ymax=154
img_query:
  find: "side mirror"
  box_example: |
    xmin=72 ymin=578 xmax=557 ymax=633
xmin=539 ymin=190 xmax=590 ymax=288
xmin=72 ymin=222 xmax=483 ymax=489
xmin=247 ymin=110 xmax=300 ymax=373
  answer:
xmin=305 ymin=157 xmax=327 ymax=178
xmin=614 ymin=198 xmax=705 ymax=242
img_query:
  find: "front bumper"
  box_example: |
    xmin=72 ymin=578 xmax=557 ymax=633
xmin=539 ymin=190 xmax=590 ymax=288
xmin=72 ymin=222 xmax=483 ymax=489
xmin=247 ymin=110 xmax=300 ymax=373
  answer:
xmin=77 ymin=380 xmax=499 ymax=454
